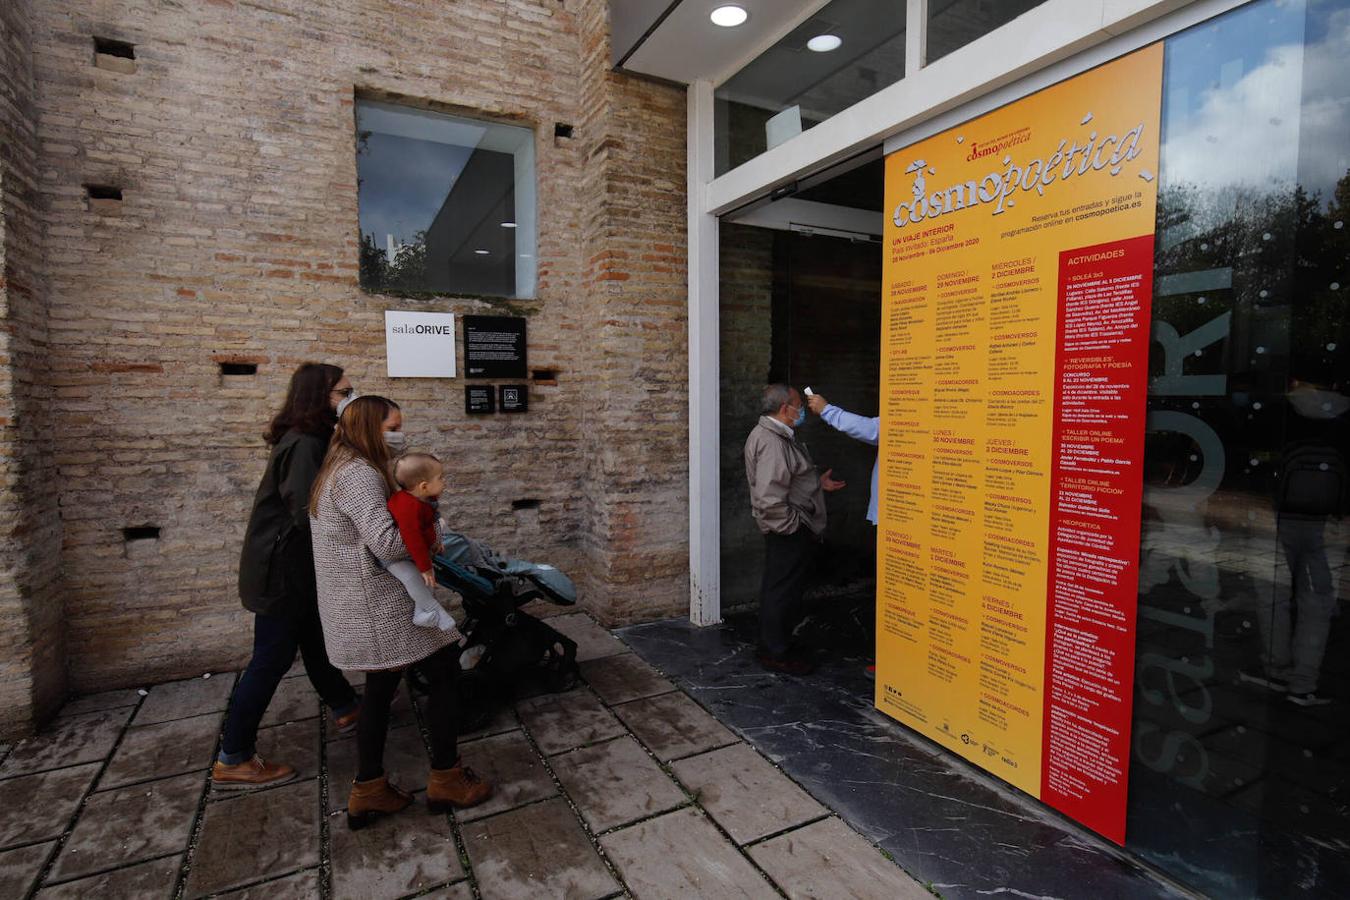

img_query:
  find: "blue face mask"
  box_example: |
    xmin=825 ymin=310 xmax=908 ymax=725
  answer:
xmin=792 ymin=405 xmax=807 ymax=428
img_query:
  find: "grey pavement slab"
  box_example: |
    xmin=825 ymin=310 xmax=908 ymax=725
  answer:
xmin=327 ymin=724 xmax=428 ymax=811
xmin=516 ymin=688 xmax=625 ymax=755
xmin=672 ymin=742 xmax=826 ymax=845
xmin=458 ymin=702 xmax=519 ymax=742
xmin=601 ymin=807 xmax=778 ymax=900
xmin=50 ymin=770 xmax=203 ymax=882
xmin=186 ymin=779 xmax=319 ymax=897
xmin=38 ymin=854 xmax=180 ymax=898
xmin=329 ymin=793 xmax=462 ymax=900
xmin=549 ymin=613 xmax=628 ymax=661
xmin=259 ymin=675 xmax=320 ymax=727
xmin=0 ymin=840 xmax=54 ymax=898
xmin=455 ymin=729 xmax=556 ymax=823
xmin=748 ymin=816 xmax=932 ymax=900
xmin=552 ymin=736 xmax=687 ymax=833
xmin=579 ymin=652 xmax=675 ymax=706
xmin=0 ymin=708 xmax=133 ymax=777
xmin=0 ymin=763 xmax=100 ymax=848
xmin=100 ymin=712 xmax=221 ymax=789
xmin=216 ymin=868 xmax=320 ymax=898
xmin=255 ymin=719 xmax=321 ymax=782
xmin=57 ymin=689 xmax=144 ymax=717
xmin=613 ymin=692 xmax=737 ymax=762
xmin=135 ymin=675 xmax=235 ymax=726
xmin=462 ymin=798 xmax=619 ymax=899
xmin=424 ymin=881 xmax=473 ymax=899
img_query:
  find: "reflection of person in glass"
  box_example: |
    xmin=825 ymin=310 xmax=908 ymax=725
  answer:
xmin=1246 ymin=378 xmax=1348 ymax=707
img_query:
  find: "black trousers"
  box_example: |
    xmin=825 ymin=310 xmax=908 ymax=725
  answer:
xmin=759 ymin=528 xmax=818 ymax=657
xmin=220 ymin=602 xmax=357 ymax=763
xmin=357 ymin=643 xmax=462 ymax=781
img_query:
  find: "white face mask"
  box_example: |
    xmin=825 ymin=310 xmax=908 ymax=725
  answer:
xmin=336 ymin=391 xmax=360 ymax=418
xmin=384 ymin=431 xmax=407 ymax=450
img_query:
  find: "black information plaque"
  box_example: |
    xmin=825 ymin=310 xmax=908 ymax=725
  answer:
xmin=499 ymin=384 xmax=528 ymax=413
xmin=464 ymin=315 xmax=527 ymax=379
xmin=465 ymin=385 xmax=495 ymax=415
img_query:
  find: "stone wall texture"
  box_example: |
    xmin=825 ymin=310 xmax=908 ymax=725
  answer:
xmin=0 ymin=0 xmax=688 ymax=733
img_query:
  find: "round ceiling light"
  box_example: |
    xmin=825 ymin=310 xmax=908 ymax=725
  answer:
xmin=500 ymin=221 xmax=518 ymax=228
xmin=807 ymin=34 xmax=842 ymax=52
xmin=474 ymin=249 xmax=490 ymax=255
xmin=710 ymin=5 xmax=748 ymax=27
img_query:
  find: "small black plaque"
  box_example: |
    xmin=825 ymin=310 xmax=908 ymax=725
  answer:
xmin=464 ymin=315 xmax=527 ymax=379
xmin=499 ymin=384 xmax=528 ymax=413
xmin=465 ymin=385 xmax=495 ymax=414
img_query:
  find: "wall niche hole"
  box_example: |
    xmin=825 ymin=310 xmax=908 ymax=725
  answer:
xmin=531 ymin=368 xmax=558 ymax=383
xmin=123 ymin=525 xmax=160 ymax=542
xmin=511 ymin=499 xmax=541 ymax=511
xmin=219 ymin=362 xmax=258 ymax=376
xmin=85 ymin=184 xmax=123 ymax=201
xmin=553 ymin=122 xmax=574 ymax=139
xmin=93 ymin=37 xmax=136 ymax=59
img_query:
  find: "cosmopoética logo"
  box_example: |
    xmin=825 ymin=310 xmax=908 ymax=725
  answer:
xmin=389 ymin=323 xmax=453 ymax=335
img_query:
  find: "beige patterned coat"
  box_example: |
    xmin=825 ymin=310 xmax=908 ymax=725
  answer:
xmin=311 ymin=459 xmax=454 ymax=670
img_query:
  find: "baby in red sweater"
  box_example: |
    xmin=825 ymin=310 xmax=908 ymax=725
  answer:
xmin=386 ymin=452 xmax=459 ymax=634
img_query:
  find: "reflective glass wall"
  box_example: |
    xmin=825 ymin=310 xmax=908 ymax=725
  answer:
xmin=1127 ymin=0 xmax=1350 ymax=895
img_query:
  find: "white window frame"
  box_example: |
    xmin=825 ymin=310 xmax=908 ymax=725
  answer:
xmin=687 ymin=0 xmax=1253 ymax=625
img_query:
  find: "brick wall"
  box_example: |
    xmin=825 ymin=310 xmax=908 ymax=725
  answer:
xmin=0 ymin=0 xmax=689 ymax=718
xmin=0 ymin=0 xmax=66 ymax=736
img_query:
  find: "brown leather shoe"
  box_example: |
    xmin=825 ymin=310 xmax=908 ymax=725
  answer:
xmin=427 ymin=759 xmax=493 ymax=812
xmin=333 ymin=705 xmax=360 ymax=735
xmin=211 ymin=755 xmax=297 ymax=790
xmin=347 ymin=773 xmax=413 ymax=830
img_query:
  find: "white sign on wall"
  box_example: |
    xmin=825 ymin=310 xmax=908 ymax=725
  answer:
xmin=385 ymin=311 xmax=457 ymax=378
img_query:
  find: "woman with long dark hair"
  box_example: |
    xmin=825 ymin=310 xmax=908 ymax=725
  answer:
xmin=212 ymin=363 xmax=360 ymax=788
xmin=309 ymin=395 xmax=491 ymax=827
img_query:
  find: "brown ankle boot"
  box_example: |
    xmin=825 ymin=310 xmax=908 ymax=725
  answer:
xmin=347 ymin=773 xmax=413 ymax=830
xmin=427 ymin=759 xmax=493 ymax=811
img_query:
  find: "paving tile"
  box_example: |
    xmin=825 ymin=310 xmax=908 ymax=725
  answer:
xmin=135 ymin=675 xmax=235 ymax=726
xmin=548 ymin=613 xmax=628 ymax=661
xmin=0 ymin=840 xmax=55 ymax=898
xmin=453 ymin=730 xmax=556 ymax=823
xmin=259 ymin=676 xmax=320 ymax=727
xmin=516 ymin=688 xmax=625 ymax=755
xmin=101 ymin=712 xmax=221 ymax=790
xmin=0 ymin=708 xmax=133 ymax=777
xmin=553 ymin=736 xmax=687 ymax=833
xmin=215 ymin=868 xmax=320 ymax=898
xmin=0 ymin=763 xmax=100 ymax=848
xmin=327 ymin=724 xmax=428 ymax=811
xmin=458 ymin=700 xmax=518 ymax=742
xmin=57 ymin=689 xmax=144 ymax=717
xmin=579 ymin=652 xmax=675 ymax=706
xmin=330 ymin=793 xmax=462 ymax=900
xmin=49 ymin=771 xmax=203 ymax=882
xmin=283 ymin=656 xmax=305 ymax=679
xmin=37 ymin=854 xmax=179 ymax=899
xmin=748 ymin=817 xmax=931 ymax=900
xmin=423 ymin=881 xmax=473 ymax=899
xmin=462 ymin=798 xmax=618 ymax=899
xmin=257 ymin=719 xmax=321 ymax=780
xmin=672 ymin=743 xmax=825 ymax=845
xmin=601 ymin=807 xmax=777 ymax=899
xmin=185 ymin=779 xmax=319 ymax=897
xmin=613 ymin=693 xmax=737 ymax=762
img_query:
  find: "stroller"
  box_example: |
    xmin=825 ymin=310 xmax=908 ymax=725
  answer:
xmin=408 ymin=527 xmax=580 ymax=728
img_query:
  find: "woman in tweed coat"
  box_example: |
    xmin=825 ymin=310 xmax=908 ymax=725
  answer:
xmin=309 ymin=395 xmax=491 ymax=828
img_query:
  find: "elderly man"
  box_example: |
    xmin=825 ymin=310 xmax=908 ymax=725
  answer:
xmin=745 ymin=384 xmax=845 ymax=674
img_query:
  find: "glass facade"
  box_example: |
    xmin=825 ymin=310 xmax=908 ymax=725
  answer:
xmin=1128 ymin=0 xmax=1350 ymax=894
xmin=926 ymin=0 xmax=1046 ymax=63
xmin=355 ymin=100 xmax=537 ymax=299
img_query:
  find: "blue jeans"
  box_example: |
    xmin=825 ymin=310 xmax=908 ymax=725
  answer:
xmin=219 ymin=604 xmax=357 ymax=764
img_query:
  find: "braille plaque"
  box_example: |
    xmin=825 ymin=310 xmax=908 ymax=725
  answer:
xmin=464 ymin=315 xmax=527 ymax=379
xmin=465 ymin=385 xmax=495 ymax=414
xmin=499 ymin=384 xmax=528 ymax=413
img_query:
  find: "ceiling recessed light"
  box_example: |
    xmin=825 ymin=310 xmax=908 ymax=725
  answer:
xmin=807 ymin=34 xmax=842 ymax=52
xmin=710 ymin=5 xmax=748 ymax=27
xmin=474 ymin=249 xmax=490 ymax=255
xmin=500 ymin=222 xmax=518 ymax=228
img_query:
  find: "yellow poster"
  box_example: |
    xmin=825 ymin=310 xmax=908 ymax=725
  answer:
xmin=876 ymin=45 xmax=1163 ymax=843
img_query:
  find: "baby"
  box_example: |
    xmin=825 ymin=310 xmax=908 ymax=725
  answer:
xmin=385 ymin=452 xmax=461 ymax=635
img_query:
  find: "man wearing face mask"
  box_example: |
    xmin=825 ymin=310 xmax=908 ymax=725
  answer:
xmin=745 ymin=384 xmax=846 ymax=674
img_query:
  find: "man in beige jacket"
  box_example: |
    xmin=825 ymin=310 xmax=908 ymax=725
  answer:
xmin=745 ymin=384 xmax=845 ymax=674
